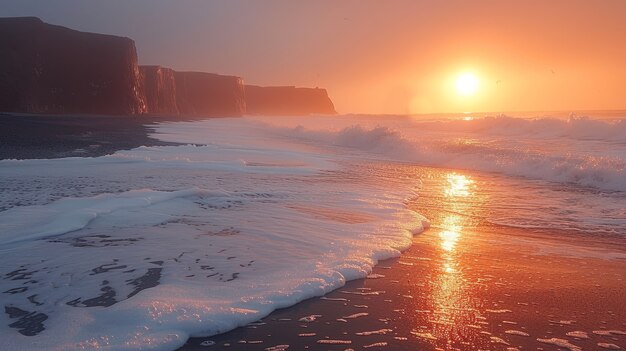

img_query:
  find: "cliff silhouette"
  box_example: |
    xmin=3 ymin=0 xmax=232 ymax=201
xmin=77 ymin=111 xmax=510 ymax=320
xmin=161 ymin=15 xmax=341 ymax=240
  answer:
xmin=246 ymin=85 xmax=336 ymax=116
xmin=0 ymin=17 xmax=337 ymax=117
xmin=0 ymin=17 xmax=145 ymax=115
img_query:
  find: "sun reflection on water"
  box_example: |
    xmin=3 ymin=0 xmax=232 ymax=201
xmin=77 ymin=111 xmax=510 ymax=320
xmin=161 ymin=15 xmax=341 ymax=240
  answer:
xmin=444 ymin=173 xmax=474 ymax=198
xmin=439 ymin=173 xmax=474 ymax=254
xmin=422 ymin=172 xmax=483 ymax=345
xmin=439 ymin=215 xmax=462 ymax=253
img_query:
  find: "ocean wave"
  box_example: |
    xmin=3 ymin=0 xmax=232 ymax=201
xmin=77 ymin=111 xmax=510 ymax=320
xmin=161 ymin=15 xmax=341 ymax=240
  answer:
xmin=276 ymin=118 xmax=626 ymax=192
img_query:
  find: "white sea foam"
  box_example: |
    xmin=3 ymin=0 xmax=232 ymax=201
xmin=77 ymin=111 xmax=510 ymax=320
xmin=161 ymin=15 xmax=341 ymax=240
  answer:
xmin=0 ymin=117 xmax=428 ymax=351
xmin=505 ymin=330 xmax=530 ymax=337
xmin=537 ymin=338 xmax=582 ymax=351
xmin=356 ymin=329 xmax=393 ymax=336
xmin=566 ymin=331 xmax=589 ymax=339
xmin=598 ymin=343 xmax=623 ymax=350
xmin=0 ymin=188 xmax=216 ymax=245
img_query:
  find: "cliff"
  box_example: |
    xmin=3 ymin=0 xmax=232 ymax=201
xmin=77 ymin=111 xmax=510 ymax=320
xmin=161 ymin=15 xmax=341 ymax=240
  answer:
xmin=245 ymin=85 xmax=336 ymax=116
xmin=139 ymin=66 xmax=178 ymax=115
xmin=175 ymin=71 xmax=245 ymax=117
xmin=0 ymin=17 xmax=146 ymax=115
xmin=0 ymin=17 xmax=337 ymax=118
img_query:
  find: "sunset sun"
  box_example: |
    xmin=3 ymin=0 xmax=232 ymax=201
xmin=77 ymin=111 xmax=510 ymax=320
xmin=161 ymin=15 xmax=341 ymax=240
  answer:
xmin=455 ymin=73 xmax=479 ymax=96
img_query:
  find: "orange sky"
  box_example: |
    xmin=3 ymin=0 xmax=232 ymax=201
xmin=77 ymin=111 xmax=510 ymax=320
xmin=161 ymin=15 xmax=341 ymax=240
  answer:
xmin=3 ymin=0 xmax=626 ymax=114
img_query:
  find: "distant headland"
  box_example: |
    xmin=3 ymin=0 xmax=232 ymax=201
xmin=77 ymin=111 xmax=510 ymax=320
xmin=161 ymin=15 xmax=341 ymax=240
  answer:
xmin=0 ymin=17 xmax=336 ymax=116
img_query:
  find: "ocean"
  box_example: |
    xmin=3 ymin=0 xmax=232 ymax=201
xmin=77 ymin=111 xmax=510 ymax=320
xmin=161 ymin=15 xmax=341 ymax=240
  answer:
xmin=1 ymin=111 xmax=625 ymax=350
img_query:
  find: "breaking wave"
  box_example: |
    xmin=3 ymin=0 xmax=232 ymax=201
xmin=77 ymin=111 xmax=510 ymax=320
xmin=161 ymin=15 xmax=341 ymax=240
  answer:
xmin=272 ymin=115 xmax=626 ymax=192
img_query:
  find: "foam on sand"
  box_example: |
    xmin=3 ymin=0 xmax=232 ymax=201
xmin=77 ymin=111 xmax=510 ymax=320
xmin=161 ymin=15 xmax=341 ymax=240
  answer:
xmin=598 ymin=343 xmax=623 ymax=350
xmin=0 ymin=188 xmax=214 ymax=245
xmin=0 ymin=118 xmax=429 ymax=351
xmin=537 ymin=338 xmax=582 ymax=351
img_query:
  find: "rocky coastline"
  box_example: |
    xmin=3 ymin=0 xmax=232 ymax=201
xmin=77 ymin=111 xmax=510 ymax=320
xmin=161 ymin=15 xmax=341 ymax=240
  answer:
xmin=0 ymin=17 xmax=336 ymax=117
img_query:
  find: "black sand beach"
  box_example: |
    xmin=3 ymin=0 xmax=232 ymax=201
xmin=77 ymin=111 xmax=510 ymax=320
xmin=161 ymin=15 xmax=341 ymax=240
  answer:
xmin=0 ymin=113 xmax=187 ymax=160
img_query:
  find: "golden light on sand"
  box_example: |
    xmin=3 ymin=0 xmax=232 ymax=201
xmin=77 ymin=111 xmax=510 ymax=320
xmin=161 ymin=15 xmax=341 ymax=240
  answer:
xmin=455 ymin=73 xmax=479 ymax=96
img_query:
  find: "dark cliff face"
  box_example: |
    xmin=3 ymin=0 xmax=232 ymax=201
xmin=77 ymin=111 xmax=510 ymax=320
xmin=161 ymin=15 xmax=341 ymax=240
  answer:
xmin=0 ymin=17 xmax=337 ymax=118
xmin=245 ymin=85 xmax=337 ymax=116
xmin=0 ymin=17 xmax=146 ymax=115
xmin=175 ymin=72 xmax=245 ymax=117
xmin=139 ymin=66 xmax=178 ymax=115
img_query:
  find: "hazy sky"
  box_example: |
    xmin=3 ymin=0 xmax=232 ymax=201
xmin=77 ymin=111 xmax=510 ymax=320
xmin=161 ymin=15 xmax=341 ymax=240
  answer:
xmin=2 ymin=0 xmax=625 ymax=114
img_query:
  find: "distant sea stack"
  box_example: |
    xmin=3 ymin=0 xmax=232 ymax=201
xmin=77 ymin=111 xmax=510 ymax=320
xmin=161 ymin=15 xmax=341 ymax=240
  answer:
xmin=245 ymin=85 xmax=336 ymax=116
xmin=0 ymin=17 xmax=146 ymax=115
xmin=175 ymin=72 xmax=246 ymax=117
xmin=139 ymin=65 xmax=179 ymax=115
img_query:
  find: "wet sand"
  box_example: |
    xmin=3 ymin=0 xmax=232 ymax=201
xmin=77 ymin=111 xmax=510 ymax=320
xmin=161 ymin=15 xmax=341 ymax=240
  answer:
xmin=0 ymin=113 xmax=209 ymax=160
xmin=179 ymin=215 xmax=626 ymax=351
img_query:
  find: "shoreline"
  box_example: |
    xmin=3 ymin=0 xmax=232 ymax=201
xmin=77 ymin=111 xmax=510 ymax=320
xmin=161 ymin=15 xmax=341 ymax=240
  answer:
xmin=177 ymin=221 xmax=626 ymax=351
xmin=1 ymin=114 xmax=624 ymax=351
xmin=0 ymin=113 xmax=220 ymax=160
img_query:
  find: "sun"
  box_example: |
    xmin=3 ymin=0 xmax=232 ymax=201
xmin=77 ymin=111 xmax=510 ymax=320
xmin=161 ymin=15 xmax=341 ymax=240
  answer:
xmin=456 ymin=73 xmax=479 ymax=96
